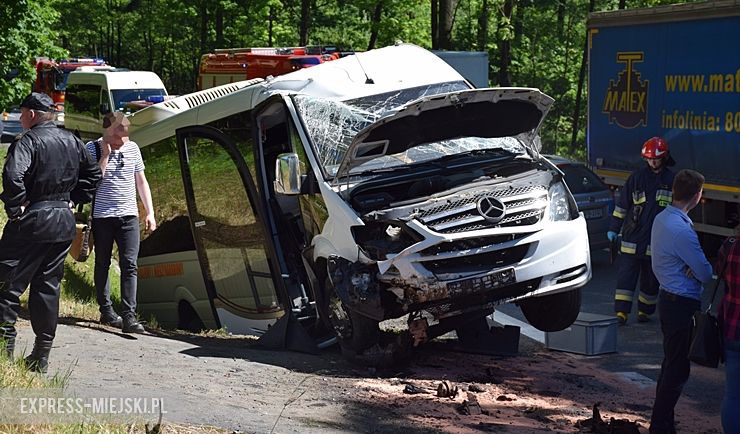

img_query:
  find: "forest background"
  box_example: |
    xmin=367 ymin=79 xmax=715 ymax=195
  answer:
xmin=1 ymin=0 xmax=695 ymax=158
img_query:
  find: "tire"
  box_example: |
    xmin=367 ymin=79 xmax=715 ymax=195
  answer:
xmin=318 ymin=277 xmax=380 ymax=354
xmin=520 ymin=288 xmax=582 ymax=332
xmin=177 ymin=301 xmax=205 ymax=333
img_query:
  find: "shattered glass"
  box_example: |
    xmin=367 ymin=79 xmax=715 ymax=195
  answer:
xmin=293 ymin=81 xmax=472 ymax=177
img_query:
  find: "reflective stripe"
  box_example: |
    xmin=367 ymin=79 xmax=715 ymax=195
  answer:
xmin=613 ymin=206 xmax=627 ymax=219
xmin=639 ymin=294 xmax=657 ymax=305
xmin=632 ymin=191 xmax=646 ymax=204
xmin=656 ymin=189 xmax=672 ymax=207
xmin=620 ymin=241 xmax=637 ymax=254
xmin=646 ymin=245 xmax=651 ymax=256
xmin=615 ymin=290 xmax=633 ymax=302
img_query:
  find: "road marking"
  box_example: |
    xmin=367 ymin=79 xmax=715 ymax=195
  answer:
xmin=489 ymin=311 xmax=545 ymax=343
xmin=615 ymin=371 xmax=655 ymax=389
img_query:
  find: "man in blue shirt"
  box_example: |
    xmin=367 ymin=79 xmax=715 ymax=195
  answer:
xmin=649 ymin=169 xmax=713 ymax=434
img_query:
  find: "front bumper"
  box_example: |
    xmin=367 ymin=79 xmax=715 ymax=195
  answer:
xmin=376 ymin=215 xmax=591 ymax=309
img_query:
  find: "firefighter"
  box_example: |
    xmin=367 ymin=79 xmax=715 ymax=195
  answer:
xmin=0 ymin=93 xmax=101 ymax=372
xmin=607 ymin=137 xmax=675 ymax=325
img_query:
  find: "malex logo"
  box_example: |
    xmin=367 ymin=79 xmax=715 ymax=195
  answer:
xmin=602 ymin=52 xmax=648 ymax=128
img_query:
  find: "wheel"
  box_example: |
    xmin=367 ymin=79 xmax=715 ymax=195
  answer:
xmin=177 ymin=301 xmax=205 ymax=332
xmin=519 ymin=288 xmax=582 ymax=332
xmin=318 ymin=277 xmax=380 ymax=354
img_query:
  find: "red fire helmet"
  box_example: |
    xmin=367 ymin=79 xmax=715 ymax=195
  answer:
xmin=641 ymin=137 xmax=669 ymax=159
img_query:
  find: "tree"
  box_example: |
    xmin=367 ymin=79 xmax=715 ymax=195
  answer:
xmin=437 ymin=0 xmax=458 ymax=49
xmin=496 ymin=0 xmax=514 ymax=86
xmin=0 ymin=0 xmax=66 ymax=110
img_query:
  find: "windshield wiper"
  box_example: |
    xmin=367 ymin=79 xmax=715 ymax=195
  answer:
xmin=426 ymin=148 xmax=518 ymax=166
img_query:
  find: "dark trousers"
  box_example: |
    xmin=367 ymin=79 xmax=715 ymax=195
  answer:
xmin=92 ymin=216 xmax=140 ymax=318
xmin=615 ymin=254 xmax=659 ymax=315
xmin=649 ymin=290 xmax=701 ymax=434
xmin=0 ymin=236 xmax=70 ymax=342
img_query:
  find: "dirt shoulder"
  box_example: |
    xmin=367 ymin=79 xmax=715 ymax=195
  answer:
xmin=12 ymin=318 xmax=722 ymax=434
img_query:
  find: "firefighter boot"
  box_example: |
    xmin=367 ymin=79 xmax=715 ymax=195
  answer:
xmin=24 ymin=338 xmax=53 ymax=374
xmin=1 ymin=325 xmax=16 ymax=359
xmin=638 ymin=311 xmax=651 ymax=323
xmin=616 ymin=312 xmax=628 ymax=326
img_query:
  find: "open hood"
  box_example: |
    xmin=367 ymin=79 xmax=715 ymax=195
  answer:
xmin=334 ymin=87 xmax=554 ymax=180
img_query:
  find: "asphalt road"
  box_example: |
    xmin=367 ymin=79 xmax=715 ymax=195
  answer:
xmin=495 ymin=247 xmax=725 ymax=419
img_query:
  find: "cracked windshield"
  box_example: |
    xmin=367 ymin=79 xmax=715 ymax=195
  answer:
xmin=293 ymin=82 xmax=533 ymax=179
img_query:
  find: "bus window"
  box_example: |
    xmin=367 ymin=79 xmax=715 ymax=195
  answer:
xmin=138 ymin=136 xmax=192 ymax=257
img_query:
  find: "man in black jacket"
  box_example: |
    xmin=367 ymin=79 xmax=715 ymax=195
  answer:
xmin=0 ymin=93 xmax=101 ymax=373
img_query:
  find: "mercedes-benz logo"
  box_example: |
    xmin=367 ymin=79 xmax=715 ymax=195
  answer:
xmin=477 ymin=196 xmax=506 ymax=223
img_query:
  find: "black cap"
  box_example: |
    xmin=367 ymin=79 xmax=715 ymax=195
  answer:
xmin=20 ymin=92 xmax=56 ymax=112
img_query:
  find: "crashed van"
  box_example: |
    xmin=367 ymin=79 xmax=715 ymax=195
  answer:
xmin=129 ymin=43 xmax=591 ymax=361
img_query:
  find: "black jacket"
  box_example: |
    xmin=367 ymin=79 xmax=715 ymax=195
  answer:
xmin=608 ymin=165 xmax=675 ymax=256
xmin=1 ymin=121 xmax=102 ymax=243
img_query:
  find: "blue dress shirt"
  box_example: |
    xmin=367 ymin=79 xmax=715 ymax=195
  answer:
xmin=650 ymin=205 xmax=713 ymax=300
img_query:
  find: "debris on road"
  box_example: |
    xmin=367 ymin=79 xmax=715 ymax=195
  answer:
xmin=436 ymin=380 xmax=458 ymax=398
xmin=468 ymin=383 xmax=486 ymax=393
xmin=459 ymin=392 xmax=482 ymax=415
xmin=577 ymin=402 xmax=641 ymax=434
xmin=403 ymin=383 xmax=430 ymax=395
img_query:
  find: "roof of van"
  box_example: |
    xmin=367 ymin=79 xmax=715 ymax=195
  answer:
xmin=68 ymin=69 xmax=166 ymax=91
xmin=130 ymin=44 xmax=466 ymax=146
xmin=259 ymin=43 xmax=465 ymax=100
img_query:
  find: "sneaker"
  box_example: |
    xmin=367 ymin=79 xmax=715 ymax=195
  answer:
xmin=100 ymin=312 xmax=123 ymax=328
xmin=616 ymin=312 xmax=628 ymax=325
xmin=638 ymin=312 xmax=651 ymax=323
xmin=122 ymin=316 xmax=145 ymax=334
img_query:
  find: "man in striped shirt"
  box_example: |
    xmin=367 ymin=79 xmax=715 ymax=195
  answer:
xmin=87 ymin=112 xmax=156 ymax=334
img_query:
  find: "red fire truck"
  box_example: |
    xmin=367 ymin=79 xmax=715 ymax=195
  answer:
xmin=33 ymin=57 xmax=109 ymax=109
xmin=197 ymin=46 xmax=345 ymax=90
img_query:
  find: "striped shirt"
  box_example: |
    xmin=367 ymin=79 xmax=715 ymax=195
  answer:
xmin=718 ymin=236 xmax=740 ymax=341
xmin=86 ymin=139 xmax=144 ymax=218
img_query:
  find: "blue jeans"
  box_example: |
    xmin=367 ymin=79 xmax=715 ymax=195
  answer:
xmin=92 ymin=216 xmax=140 ymax=318
xmin=723 ymin=339 xmax=740 ymax=434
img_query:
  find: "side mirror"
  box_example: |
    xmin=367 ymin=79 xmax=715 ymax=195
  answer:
xmin=274 ymin=153 xmax=302 ymax=195
xmin=99 ymin=103 xmax=110 ymax=115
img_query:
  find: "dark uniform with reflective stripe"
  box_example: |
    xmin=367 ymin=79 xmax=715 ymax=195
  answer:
xmin=609 ymin=165 xmax=674 ymax=317
xmin=0 ymin=121 xmax=101 ymax=343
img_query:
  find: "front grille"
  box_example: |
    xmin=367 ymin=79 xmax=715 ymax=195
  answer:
xmin=421 ymin=233 xmax=530 ymax=255
xmin=422 ymin=244 xmax=530 ymax=275
xmin=417 ymin=185 xmax=548 ymax=234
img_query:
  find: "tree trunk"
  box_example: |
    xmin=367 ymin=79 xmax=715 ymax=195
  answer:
xmin=299 ymin=0 xmax=310 ymax=46
xmin=268 ymin=5 xmax=274 ymax=46
xmin=619 ymin=0 xmax=626 ymax=9
xmin=367 ymin=1 xmax=383 ymax=51
xmin=476 ymin=0 xmax=488 ymax=51
xmin=438 ymin=0 xmax=456 ymax=50
xmin=570 ymin=0 xmax=595 ymax=148
xmin=557 ymin=0 xmax=565 ymax=38
xmin=215 ymin=3 xmax=224 ymax=48
xmin=497 ymin=0 xmax=513 ymax=86
xmin=199 ymin=0 xmax=208 ymax=55
xmin=116 ymin=20 xmax=122 ymax=66
xmin=431 ymin=0 xmax=439 ymax=49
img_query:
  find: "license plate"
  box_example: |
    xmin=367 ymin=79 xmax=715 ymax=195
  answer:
xmin=446 ymin=268 xmax=516 ymax=296
xmin=583 ymin=207 xmax=604 ymax=220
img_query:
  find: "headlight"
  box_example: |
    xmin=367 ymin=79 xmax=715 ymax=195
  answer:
xmin=548 ymin=181 xmax=572 ymax=221
xmin=351 ymin=222 xmax=419 ymax=261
